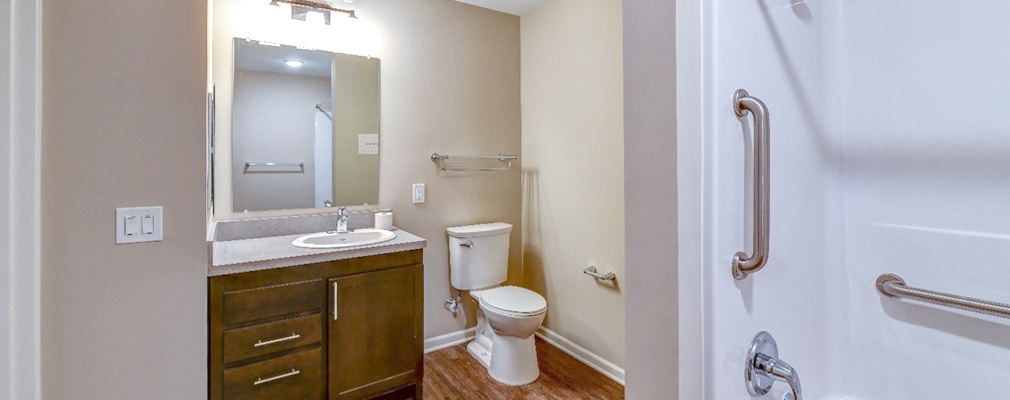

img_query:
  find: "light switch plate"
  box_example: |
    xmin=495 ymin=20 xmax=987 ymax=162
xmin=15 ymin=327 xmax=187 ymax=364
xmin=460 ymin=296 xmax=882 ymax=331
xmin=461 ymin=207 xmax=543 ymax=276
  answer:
xmin=412 ymin=184 xmax=425 ymax=204
xmin=116 ymin=206 xmax=163 ymax=244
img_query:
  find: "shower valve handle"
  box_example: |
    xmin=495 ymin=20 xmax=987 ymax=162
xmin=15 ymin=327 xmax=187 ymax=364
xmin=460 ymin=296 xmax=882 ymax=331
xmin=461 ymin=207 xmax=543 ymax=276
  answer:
xmin=745 ymin=331 xmax=802 ymax=400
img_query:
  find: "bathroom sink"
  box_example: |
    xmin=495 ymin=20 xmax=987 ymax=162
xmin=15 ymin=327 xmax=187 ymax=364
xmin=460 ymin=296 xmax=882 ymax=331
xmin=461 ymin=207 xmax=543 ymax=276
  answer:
xmin=292 ymin=229 xmax=397 ymax=249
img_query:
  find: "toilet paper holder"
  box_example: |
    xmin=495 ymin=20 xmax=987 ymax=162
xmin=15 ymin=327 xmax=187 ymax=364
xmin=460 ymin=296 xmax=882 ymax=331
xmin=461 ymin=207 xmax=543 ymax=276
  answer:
xmin=583 ymin=266 xmax=616 ymax=281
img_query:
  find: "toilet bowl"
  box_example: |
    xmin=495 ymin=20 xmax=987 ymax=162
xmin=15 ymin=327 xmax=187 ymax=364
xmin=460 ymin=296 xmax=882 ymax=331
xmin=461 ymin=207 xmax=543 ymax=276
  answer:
xmin=446 ymin=222 xmax=548 ymax=386
xmin=467 ymin=285 xmax=547 ymax=386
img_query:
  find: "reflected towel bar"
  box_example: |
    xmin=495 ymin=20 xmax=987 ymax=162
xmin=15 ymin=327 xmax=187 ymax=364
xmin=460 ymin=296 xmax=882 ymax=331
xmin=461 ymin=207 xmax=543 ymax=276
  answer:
xmin=876 ymin=273 xmax=1010 ymax=319
xmin=243 ymin=162 xmax=305 ymax=174
xmin=431 ymin=153 xmax=518 ymax=172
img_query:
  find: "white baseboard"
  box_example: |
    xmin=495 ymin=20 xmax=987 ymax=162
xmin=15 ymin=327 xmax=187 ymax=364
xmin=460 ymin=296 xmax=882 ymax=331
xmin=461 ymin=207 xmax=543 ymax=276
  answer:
xmin=424 ymin=327 xmax=477 ymax=353
xmin=424 ymin=326 xmax=626 ymax=386
xmin=535 ymin=327 xmax=625 ymax=386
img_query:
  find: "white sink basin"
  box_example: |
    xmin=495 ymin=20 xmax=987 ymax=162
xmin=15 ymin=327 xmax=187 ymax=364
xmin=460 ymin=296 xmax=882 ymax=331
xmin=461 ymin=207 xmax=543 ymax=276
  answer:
xmin=292 ymin=229 xmax=397 ymax=249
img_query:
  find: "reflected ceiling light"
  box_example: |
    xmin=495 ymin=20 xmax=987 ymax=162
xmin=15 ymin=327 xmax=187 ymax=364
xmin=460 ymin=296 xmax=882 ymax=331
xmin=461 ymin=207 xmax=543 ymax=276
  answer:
xmin=284 ymin=60 xmax=304 ymax=67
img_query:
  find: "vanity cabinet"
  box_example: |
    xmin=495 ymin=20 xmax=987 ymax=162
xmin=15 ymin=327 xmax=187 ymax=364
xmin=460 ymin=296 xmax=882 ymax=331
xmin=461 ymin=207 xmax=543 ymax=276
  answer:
xmin=210 ymin=250 xmax=423 ymax=400
xmin=329 ymin=266 xmax=423 ymax=400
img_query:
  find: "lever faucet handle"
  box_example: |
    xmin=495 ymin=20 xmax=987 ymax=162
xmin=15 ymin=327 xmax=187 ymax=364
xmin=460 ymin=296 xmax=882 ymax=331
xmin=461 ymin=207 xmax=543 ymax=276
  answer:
xmin=746 ymin=331 xmax=802 ymax=400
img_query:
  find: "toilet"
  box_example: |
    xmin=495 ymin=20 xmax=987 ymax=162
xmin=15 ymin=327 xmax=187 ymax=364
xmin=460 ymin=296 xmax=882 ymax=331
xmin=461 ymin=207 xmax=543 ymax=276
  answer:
xmin=447 ymin=222 xmax=547 ymax=386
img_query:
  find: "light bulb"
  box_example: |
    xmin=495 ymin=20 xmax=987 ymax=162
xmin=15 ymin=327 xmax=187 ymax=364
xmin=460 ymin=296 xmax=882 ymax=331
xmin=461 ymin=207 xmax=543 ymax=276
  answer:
xmin=284 ymin=60 xmax=304 ymax=67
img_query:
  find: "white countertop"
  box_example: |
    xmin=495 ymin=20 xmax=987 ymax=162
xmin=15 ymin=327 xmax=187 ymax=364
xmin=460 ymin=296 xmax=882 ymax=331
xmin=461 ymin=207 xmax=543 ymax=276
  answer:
xmin=209 ymin=228 xmax=426 ymax=277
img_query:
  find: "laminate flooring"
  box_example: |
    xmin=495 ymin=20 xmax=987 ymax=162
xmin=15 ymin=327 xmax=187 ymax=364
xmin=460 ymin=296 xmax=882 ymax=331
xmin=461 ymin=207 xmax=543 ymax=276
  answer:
xmin=422 ymin=337 xmax=625 ymax=400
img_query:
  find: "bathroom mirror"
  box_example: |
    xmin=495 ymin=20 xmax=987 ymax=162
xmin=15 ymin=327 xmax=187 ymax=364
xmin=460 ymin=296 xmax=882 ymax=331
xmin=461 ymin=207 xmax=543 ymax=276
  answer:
xmin=227 ymin=38 xmax=380 ymax=213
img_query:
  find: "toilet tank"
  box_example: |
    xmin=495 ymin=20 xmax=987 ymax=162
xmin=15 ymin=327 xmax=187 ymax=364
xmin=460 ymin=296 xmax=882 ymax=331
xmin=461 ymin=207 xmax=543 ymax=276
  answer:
xmin=447 ymin=222 xmax=513 ymax=290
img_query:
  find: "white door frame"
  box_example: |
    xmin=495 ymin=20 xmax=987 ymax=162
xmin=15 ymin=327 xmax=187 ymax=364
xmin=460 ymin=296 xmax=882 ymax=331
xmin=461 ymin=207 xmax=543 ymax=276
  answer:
xmin=2 ymin=0 xmax=42 ymax=398
xmin=676 ymin=0 xmax=706 ymax=398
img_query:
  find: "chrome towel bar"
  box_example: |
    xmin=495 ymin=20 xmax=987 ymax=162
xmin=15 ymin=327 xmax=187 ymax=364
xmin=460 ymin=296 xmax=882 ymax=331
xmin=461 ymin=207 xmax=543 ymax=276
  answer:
xmin=431 ymin=153 xmax=518 ymax=172
xmin=584 ymin=266 xmax=616 ymax=281
xmin=876 ymin=273 xmax=1010 ymax=319
xmin=243 ymin=162 xmax=305 ymax=174
xmin=732 ymin=89 xmax=771 ymax=280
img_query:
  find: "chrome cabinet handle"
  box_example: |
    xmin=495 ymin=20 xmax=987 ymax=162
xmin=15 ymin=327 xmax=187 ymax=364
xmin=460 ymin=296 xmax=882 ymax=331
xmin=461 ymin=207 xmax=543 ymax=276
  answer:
xmin=732 ymin=89 xmax=771 ymax=280
xmin=333 ymin=281 xmax=338 ymax=321
xmin=253 ymin=333 xmax=301 ymax=348
xmin=254 ymin=369 xmax=300 ymax=386
xmin=460 ymin=240 xmax=474 ymax=248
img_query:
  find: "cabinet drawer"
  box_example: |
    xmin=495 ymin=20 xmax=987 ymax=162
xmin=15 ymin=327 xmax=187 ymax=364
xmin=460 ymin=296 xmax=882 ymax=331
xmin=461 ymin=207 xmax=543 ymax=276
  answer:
xmin=223 ymin=280 xmax=322 ymax=326
xmin=223 ymin=314 xmax=322 ymax=365
xmin=223 ymin=347 xmax=323 ymax=400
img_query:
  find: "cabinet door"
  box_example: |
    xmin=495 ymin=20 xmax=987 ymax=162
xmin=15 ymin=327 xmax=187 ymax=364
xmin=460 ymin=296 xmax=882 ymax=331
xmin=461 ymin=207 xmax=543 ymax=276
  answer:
xmin=328 ymin=265 xmax=423 ymax=400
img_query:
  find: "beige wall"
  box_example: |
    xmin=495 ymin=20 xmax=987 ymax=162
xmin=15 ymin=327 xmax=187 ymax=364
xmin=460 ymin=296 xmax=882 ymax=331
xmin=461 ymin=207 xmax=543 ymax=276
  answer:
xmin=331 ymin=54 xmax=380 ymax=207
xmin=623 ymin=0 xmax=679 ymax=397
xmin=521 ymin=0 xmax=626 ymax=369
xmin=213 ymin=0 xmax=522 ymax=339
xmin=41 ymin=0 xmax=209 ymax=399
xmin=232 ymin=70 xmax=328 ymax=211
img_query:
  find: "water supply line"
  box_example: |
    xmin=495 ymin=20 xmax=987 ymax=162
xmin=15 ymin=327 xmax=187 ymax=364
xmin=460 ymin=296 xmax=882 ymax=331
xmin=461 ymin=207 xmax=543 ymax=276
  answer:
xmin=445 ymin=292 xmax=462 ymax=318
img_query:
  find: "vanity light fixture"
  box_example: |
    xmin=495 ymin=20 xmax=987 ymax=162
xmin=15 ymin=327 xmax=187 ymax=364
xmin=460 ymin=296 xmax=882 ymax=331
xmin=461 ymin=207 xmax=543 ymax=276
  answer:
xmin=284 ymin=60 xmax=304 ymax=67
xmin=268 ymin=0 xmax=358 ymax=25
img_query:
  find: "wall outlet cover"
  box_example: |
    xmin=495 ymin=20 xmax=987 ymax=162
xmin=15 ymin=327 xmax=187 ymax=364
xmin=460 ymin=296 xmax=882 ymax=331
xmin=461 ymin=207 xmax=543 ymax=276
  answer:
xmin=412 ymin=184 xmax=425 ymax=204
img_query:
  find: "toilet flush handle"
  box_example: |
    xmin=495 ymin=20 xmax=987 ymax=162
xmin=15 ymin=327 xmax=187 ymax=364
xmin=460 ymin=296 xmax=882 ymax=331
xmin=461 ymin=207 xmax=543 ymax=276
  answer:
xmin=460 ymin=240 xmax=474 ymax=248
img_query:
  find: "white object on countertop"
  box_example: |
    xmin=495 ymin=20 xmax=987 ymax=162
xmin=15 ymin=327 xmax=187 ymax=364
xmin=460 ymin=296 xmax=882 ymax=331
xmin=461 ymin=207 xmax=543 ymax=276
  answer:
xmin=375 ymin=212 xmax=393 ymax=230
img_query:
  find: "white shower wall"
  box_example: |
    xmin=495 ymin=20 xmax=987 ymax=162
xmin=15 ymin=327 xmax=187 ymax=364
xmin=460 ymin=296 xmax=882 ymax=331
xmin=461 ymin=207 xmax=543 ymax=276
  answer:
xmin=701 ymin=1 xmax=1010 ymax=399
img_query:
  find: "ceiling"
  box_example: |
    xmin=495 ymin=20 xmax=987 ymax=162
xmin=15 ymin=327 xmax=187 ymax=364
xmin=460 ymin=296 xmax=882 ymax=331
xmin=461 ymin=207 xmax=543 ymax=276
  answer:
xmin=234 ymin=39 xmax=333 ymax=79
xmin=451 ymin=0 xmax=556 ymax=16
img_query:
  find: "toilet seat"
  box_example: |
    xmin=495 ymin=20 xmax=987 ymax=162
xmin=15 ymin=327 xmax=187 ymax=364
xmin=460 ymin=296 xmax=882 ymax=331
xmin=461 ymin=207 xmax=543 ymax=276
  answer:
xmin=478 ymin=286 xmax=547 ymax=317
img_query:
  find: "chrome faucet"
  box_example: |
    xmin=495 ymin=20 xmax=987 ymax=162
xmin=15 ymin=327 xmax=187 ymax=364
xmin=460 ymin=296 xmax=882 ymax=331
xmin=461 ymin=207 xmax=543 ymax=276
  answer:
xmin=330 ymin=206 xmax=350 ymax=234
xmin=746 ymin=331 xmax=802 ymax=400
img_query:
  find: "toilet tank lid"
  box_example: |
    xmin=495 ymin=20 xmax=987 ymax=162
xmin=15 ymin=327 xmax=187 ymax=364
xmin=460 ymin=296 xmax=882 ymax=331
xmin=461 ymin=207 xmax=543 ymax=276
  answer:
xmin=446 ymin=222 xmax=513 ymax=238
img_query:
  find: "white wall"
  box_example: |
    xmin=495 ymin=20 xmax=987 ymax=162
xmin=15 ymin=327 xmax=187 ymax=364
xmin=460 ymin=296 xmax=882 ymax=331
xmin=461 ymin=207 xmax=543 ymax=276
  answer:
xmin=622 ymin=0 xmax=679 ymax=398
xmin=231 ymin=70 xmax=327 ymax=212
xmin=41 ymin=0 xmax=209 ymax=398
xmin=520 ymin=0 xmax=626 ymax=371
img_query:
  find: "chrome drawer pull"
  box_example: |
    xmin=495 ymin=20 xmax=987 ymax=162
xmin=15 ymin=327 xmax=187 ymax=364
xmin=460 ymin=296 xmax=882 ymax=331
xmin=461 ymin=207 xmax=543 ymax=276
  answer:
xmin=253 ymin=333 xmax=301 ymax=348
xmin=253 ymin=369 xmax=300 ymax=386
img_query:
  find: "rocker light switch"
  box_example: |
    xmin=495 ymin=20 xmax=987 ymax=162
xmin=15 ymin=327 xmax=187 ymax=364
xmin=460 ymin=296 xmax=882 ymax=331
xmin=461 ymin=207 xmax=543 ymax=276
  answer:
xmin=116 ymin=206 xmax=163 ymax=244
xmin=124 ymin=216 xmax=140 ymax=236
xmin=142 ymin=214 xmax=155 ymax=234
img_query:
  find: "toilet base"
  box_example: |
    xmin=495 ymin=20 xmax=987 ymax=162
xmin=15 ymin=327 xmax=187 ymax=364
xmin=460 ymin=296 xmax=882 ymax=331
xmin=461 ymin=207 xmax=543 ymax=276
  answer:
xmin=487 ymin=332 xmax=540 ymax=386
xmin=466 ymin=304 xmax=541 ymax=386
xmin=467 ymin=334 xmax=493 ymax=369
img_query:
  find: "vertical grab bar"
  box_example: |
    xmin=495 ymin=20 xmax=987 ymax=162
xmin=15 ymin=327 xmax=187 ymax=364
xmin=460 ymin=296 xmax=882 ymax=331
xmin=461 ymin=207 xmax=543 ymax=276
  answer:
xmin=732 ymin=89 xmax=771 ymax=280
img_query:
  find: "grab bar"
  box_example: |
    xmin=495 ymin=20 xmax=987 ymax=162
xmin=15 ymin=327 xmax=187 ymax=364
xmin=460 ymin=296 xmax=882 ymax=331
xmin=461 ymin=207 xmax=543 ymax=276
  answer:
xmin=431 ymin=153 xmax=518 ymax=172
xmin=732 ymin=89 xmax=771 ymax=280
xmin=876 ymin=273 xmax=1010 ymax=319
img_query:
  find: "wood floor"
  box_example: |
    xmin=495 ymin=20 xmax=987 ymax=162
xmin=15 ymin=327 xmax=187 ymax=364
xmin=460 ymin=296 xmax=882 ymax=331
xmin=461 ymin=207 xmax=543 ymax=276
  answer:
xmin=422 ymin=337 xmax=625 ymax=400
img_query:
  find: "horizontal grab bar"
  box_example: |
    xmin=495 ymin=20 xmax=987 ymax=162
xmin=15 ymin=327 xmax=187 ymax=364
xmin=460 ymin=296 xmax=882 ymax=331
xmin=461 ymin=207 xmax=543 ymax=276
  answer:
xmin=876 ymin=273 xmax=1010 ymax=319
xmin=584 ymin=266 xmax=616 ymax=281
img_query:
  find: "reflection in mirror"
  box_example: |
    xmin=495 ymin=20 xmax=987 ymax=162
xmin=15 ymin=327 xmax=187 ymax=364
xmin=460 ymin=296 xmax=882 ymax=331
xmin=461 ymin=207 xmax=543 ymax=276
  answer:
xmin=230 ymin=38 xmax=379 ymax=213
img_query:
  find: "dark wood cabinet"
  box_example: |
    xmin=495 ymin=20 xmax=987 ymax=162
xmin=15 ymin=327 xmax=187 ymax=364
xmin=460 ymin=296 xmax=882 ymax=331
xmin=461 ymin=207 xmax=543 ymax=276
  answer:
xmin=210 ymin=250 xmax=423 ymax=400
xmin=329 ymin=265 xmax=423 ymax=400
